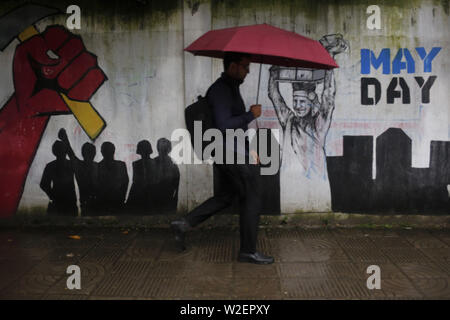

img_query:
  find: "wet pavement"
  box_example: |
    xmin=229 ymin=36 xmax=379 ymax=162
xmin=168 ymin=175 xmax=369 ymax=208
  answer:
xmin=0 ymin=226 xmax=449 ymax=300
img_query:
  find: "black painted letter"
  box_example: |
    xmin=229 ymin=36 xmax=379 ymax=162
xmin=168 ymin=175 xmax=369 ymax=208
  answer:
xmin=361 ymin=77 xmax=381 ymax=105
xmin=387 ymin=77 xmax=410 ymax=104
xmin=414 ymin=76 xmax=437 ymax=104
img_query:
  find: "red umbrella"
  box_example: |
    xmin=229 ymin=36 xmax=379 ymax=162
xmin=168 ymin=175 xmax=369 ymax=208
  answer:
xmin=185 ymin=23 xmax=338 ymax=69
xmin=185 ymin=23 xmax=338 ymax=110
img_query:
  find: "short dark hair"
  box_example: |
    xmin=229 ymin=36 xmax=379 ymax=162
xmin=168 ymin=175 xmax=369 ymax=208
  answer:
xmin=223 ymin=52 xmax=251 ymax=71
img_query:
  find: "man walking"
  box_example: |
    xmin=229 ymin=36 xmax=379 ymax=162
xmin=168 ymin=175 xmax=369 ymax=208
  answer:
xmin=171 ymin=52 xmax=274 ymax=265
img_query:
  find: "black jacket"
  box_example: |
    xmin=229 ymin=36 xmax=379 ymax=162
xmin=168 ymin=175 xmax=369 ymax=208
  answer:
xmin=207 ymin=72 xmax=254 ymax=157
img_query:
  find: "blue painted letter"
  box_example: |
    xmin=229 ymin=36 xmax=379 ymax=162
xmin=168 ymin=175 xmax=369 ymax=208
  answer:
xmin=361 ymin=48 xmax=390 ymax=74
xmin=392 ymin=49 xmax=415 ymax=74
xmin=415 ymin=47 xmax=442 ymax=73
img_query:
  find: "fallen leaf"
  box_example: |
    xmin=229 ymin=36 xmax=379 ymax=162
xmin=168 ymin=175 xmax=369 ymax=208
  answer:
xmin=68 ymin=235 xmax=81 ymax=240
xmin=7 ymin=239 xmax=13 ymax=242
xmin=122 ymin=231 xmax=129 ymax=235
xmin=66 ymin=253 xmax=74 ymax=258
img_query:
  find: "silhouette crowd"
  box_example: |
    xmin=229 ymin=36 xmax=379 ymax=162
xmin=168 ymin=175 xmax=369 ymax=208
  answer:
xmin=40 ymin=129 xmax=180 ymax=216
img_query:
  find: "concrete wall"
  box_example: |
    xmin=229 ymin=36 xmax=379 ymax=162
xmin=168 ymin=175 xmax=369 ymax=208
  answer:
xmin=0 ymin=0 xmax=448 ymax=218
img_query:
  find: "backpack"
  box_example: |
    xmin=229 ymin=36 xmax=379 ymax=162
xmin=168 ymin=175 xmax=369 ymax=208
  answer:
xmin=185 ymin=91 xmax=213 ymax=161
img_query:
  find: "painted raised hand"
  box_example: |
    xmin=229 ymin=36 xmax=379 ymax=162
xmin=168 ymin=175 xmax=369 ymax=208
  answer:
xmin=0 ymin=25 xmax=107 ymax=217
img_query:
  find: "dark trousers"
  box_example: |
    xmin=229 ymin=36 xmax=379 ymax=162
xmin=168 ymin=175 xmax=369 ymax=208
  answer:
xmin=184 ymin=163 xmax=261 ymax=254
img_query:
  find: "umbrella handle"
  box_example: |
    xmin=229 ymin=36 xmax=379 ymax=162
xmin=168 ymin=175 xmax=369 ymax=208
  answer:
xmin=254 ymin=63 xmax=261 ymax=129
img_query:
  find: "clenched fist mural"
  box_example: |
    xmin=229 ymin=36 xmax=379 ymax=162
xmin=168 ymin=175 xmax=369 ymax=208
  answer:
xmin=0 ymin=5 xmax=107 ymax=218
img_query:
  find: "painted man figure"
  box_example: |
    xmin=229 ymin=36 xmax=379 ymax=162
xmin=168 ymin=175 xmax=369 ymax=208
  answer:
xmin=127 ymin=140 xmax=156 ymax=214
xmin=151 ymin=138 xmax=180 ymax=214
xmin=58 ymin=128 xmax=99 ymax=216
xmin=40 ymin=140 xmax=78 ymax=216
xmin=268 ymin=34 xmax=348 ymax=212
xmin=97 ymin=142 xmax=129 ymax=215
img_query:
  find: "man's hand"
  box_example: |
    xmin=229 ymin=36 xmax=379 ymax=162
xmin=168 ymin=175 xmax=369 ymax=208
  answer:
xmin=250 ymin=104 xmax=262 ymax=118
xmin=249 ymin=150 xmax=260 ymax=165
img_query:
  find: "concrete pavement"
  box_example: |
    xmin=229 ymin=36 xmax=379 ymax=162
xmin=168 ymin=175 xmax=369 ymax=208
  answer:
xmin=0 ymin=226 xmax=449 ymax=300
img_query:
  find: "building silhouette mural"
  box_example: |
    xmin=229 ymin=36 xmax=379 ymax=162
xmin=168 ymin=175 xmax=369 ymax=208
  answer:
xmin=327 ymin=128 xmax=450 ymax=213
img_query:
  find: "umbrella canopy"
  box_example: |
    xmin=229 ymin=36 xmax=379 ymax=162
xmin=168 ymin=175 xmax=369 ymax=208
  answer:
xmin=185 ymin=23 xmax=338 ymax=69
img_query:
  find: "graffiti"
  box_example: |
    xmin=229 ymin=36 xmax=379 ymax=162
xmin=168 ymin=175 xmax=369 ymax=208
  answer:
xmin=360 ymin=47 xmax=441 ymax=105
xmin=40 ymin=140 xmax=78 ymax=216
xmin=267 ymin=34 xmax=348 ymax=212
xmin=42 ymin=130 xmax=180 ymax=216
xmin=127 ymin=138 xmax=180 ymax=214
xmin=151 ymin=138 xmax=180 ymax=214
xmin=96 ymin=142 xmax=129 ymax=215
xmin=0 ymin=3 xmax=107 ymax=218
xmin=59 ymin=129 xmax=98 ymax=216
xmin=127 ymin=140 xmax=156 ymax=213
xmin=327 ymin=128 xmax=450 ymax=213
xmin=0 ymin=3 xmax=448 ymax=218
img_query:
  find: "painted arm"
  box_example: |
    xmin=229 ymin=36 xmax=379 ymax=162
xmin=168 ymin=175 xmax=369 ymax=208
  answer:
xmin=316 ymin=34 xmax=348 ymax=141
xmin=58 ymin=128 xmax=79 ymax=162
xmin=317 ymin=69 xmax=335 ymax=139
xmin=268 ymin=66 xmax=290 ymax=129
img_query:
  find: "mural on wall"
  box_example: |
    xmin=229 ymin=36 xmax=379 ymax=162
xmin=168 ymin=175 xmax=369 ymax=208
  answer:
xmin=59 ymin=129 xmax=98 ymax=216
xmin=40 ymin=130 xmax=181 ymax=216
xmin=0 ymin=4 xmax=107 ymax=218
xmin=325 ymin=40 xmax=449 ymax=214
xmin=127 ymin=140 xmax=156 ymax=214
xmin=40 ymin=139 xmax=78 ymax=216
xmin=267 ymin=34 xmax=348 ymax=212
xmin=152 ymin=138 xmax=180 ymax=214
xmin=327 ymin=128 xmax=450 ymax=213
xmin=127 ymin=138 xmax=180 ymax=215
xmin=0 ymin=2 xmax=448 ymax=217
xmin=41 ymin=131 xmax=180 ymax=216
xmin=0 ymin=3 xmax=181 ymax=217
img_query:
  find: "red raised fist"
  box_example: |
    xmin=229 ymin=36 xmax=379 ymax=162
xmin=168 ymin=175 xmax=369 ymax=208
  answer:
xmin=0 ymin=25 xmax=107 ymax=218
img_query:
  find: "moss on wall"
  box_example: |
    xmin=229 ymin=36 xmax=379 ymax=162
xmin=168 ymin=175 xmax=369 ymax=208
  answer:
xmin=0 ymin=0 xmax=182 ymax=30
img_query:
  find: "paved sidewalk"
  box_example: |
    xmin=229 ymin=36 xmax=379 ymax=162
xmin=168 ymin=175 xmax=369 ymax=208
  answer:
xmin=0 ymin=226 xmax=449 ymax=300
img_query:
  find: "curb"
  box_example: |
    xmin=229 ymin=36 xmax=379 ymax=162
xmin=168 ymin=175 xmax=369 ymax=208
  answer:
xmin=0 ymin=212 xmax=449 ymax=229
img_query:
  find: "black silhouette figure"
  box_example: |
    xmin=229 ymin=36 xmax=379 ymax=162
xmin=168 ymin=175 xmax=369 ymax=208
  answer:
xmin=97 ymin=142 xmax=129 ymax=215
xmin=40 ymin=140 xmax=78 ymax=216
xmin=150 ymin=138 xmax=180 ymax=214
xmin=58 ymin=129 xmax=99 ymax=216
xmin=126 ymin=140 xmax=156 ymax=214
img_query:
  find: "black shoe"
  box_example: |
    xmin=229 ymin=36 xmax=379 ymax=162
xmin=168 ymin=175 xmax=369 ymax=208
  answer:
xmin=170 ymin=219 xmax=190 ymax=252
xmin=237 ymin=252 xmax=274 ymax=265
